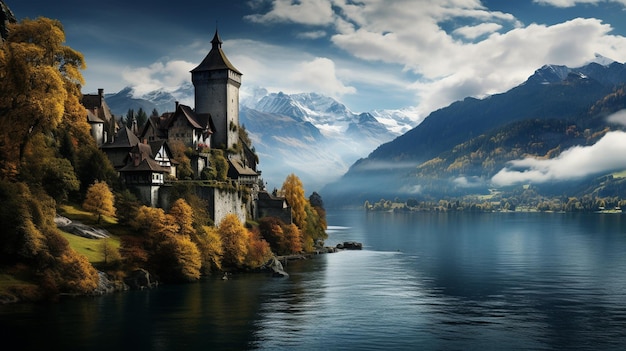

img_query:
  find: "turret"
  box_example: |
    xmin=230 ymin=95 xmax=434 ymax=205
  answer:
xmin=191 ymin=30 xmax=242 ymax=150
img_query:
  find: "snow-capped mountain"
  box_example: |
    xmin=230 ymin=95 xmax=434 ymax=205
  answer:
xmin=104 ymin=86 xmax=421 ymax=190
xmin=240 ymin=91 xmax=418 ymax=190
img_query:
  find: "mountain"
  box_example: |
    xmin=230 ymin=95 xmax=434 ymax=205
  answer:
xmin=240 ymin=92 xmax=410 ymax=190
xmin=105 ymin=83 xmax=194 ymax=116
xmin=102 ymin=86 xmax=420 ymax=190
xmin=321 ymin=59 xmax=626 ymax=207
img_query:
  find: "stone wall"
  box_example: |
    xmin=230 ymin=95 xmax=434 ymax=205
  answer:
xmin=159 ymin=184 xmax=246 ymax=225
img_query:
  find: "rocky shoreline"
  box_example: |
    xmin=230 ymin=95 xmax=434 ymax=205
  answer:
xmin=1 ymin=241 xmax=364 ymax=304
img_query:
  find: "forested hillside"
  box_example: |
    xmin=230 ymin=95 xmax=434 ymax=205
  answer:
xmin=322 ymin=63 xmax=626 ymax=207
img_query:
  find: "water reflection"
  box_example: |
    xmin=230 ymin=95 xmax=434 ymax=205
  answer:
xmin=2 ymin=211 xmax=626 ymax=350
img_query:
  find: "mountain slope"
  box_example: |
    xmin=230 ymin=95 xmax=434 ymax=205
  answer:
xmin=322 ymin=60 xmax=626 ymax=206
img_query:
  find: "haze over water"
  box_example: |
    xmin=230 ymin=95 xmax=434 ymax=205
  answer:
xmin=2 ymin=210 xmax=626 ymax=350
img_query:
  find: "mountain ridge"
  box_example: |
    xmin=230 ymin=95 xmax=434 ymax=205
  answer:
xmin=321 ymin=59 xmax=626 ymax=206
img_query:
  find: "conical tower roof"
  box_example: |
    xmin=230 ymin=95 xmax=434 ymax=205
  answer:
xmin=191 ymin=30 xmax=242 ymax=74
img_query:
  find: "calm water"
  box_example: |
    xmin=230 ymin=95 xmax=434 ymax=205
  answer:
xmin=2 ymin=210 xmax=626 ymax=350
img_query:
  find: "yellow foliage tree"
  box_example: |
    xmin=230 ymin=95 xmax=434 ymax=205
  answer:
xmin=169 ymin=198 xmax=195 ymax=236
xmin=82 ymin=181 xmax=115 ymax=224
xmin=198 ymin=226 xmax=223 ymax=273
xmin=158 ymin=234 xmax=202 ymax=282
xmin=217 ymin=214 xmax=248 ymax=268
xmin=281 ymin=173 xmax=307 ymax=230
xmin=0 ymin=17 xmax=86 ymax=178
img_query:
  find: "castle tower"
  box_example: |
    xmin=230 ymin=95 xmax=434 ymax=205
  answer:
xmin=191 ymin=30 xmax=242 ymax=150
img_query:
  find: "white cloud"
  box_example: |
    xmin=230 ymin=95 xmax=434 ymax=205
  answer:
xmin=453 ymin=23 xmax=503 ymax=39
xmin=289 ymin=57 xmax=356 ymax=97
xmin=533 ymin=0 xmax=618 ymax=8
xmin=246 ymin=0 xmax=626 ymax=115
xmin=121 ymin=60 xmax=195 ymax=96
xmin=607 ymin=109 xmax=626 ymax=125
xmin=244 ymin=0 xmax=335 ymax=25
xmin=491 ymin=125 xmax=626 ymax=186
xmin=90 ymin=0 xmax=626 ymax=116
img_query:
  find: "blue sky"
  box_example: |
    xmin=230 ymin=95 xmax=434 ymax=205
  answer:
xmin=9 ymin=0 xmax=626 ymax=117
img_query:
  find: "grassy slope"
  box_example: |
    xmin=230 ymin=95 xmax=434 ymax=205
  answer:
xmin=0 ymin=204 xmax=124 ymax=299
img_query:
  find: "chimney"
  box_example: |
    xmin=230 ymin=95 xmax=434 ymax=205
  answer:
xmin=98 ymin=88 xmax=104 ymax=105
xmin=175 ymin=101 xmax=179 ymax=110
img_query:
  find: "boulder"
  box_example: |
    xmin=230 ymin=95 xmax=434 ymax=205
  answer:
xmin=337 ymin=241 xmax=362 ymax=250
xmin=124 ymin=268 xmax=157 ymax=290
xmin=262 ymin=256 xmax=289 ymax=278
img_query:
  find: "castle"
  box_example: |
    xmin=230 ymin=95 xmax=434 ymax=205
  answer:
xmin=83 ymin=30 xmax=291 ymax=225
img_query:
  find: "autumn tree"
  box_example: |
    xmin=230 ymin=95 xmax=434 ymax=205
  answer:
xmin=156 ymin=234 xmax=202 ymax=282
xmin=169 ymin=198 xmax=195 ymax=237
xmin=281 ymin=173 xmax=307 ymax=229
xmin=83 ymin=181 xmax=116 ymax=224
xmin=258 ymin=217 xmax=285 ymax=253
xmin=217 ymin=214 xmax=249 ymax=268
xmin=244 ymin=227 xmax=272 ymax=268
xmin=198 ymin=226 xmax=223 ymax=273
xmin=19 ymin=133 xmax=79 ymax=203
xmin=282 ymin=223 xmax=303 ymax=254
xmin=0 ymin=17 xmax=86 ymax=178
xmin=258 ymin=216 xmax=302 ymax=255
xmin=0 ymin=181 xmax=98 ymax=297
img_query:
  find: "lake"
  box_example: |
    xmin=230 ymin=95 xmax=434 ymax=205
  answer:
xmin=2 ymin=210 xmax=626 ymax=350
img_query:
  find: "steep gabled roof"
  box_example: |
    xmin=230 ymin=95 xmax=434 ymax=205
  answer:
xmin=191 ymin=30 xmax=242 ymax=75
xmin=101 ymin=126 xmax=140 ymax=149
xmin=166 ymin=104 xmax=213 ymax=131
xmin=86 ymin=110 xmax=104 ymax=123
xmin=228 ymin=156 xmax=258 ymax=177
xmin=118 ymin=157 xmax=169 ymax=173
xmin=82 ymin=90 xmax=115 ymax=123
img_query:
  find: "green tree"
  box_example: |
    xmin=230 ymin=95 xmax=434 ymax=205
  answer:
xmin=83 ymin=181 xmax=116 ymax=224
xmin=136 ymin=107 xmax=148 ymax=131
xmin=114 ymin=189 xmax=140 ymax=226
xmin=76 ymin=145 xmax=118 ymax=195
xmin=170 ymin=140 xmax=193 ymax=179
xmin=210 ymin=149 xmax=229 ymax=181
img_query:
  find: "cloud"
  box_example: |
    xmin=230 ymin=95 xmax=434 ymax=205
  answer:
xmin=491 ymin=126 xmax=626 ymax=186
xmin=290 ymin=57 xmax=356 ymax=97
xmin=454 ymin=176 xmax=486 ymax=188
xmin=121 ymin=60 xmax=195 ymax=96
xmin=533 ymin=0 xmax=624 ymax=8
xmin=244 ymin=0 xmax=335 ymax=25
xmin=453 ymin=23 xmax=503 ymax=39
xmin=247 ymin=0 xmax=626 ymax=115
xmin=607 ymin=109 xmax=626 ymax=125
